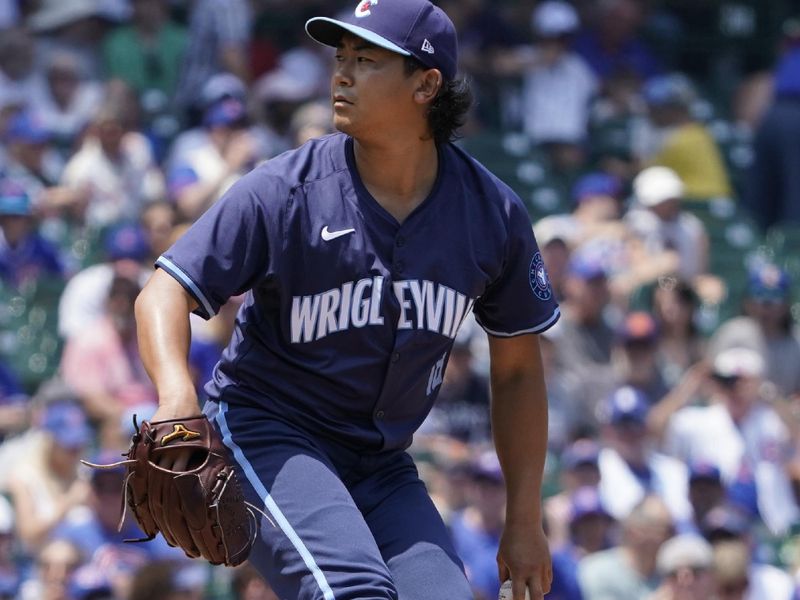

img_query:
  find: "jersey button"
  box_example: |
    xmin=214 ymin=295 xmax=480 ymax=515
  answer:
xmin=396 ymin=236 xmax=405 ymax=247
xmin=375 ymin=410 xmax=385 ymax=419
xmin=395 ymin=260 xmax=405 ymax=274
xmin=391 ymin=352 xmax=400 ymax=363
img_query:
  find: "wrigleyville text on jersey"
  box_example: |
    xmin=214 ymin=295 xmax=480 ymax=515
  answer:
xmin=291 ymin=276 xmax=474 ymax=344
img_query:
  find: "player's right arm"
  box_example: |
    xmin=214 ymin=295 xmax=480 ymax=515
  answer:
xmin=135 ymin=268 xmax=201 ymax=420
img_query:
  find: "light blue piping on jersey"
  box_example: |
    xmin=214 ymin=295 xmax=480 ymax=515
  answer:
xmin=215 ymin=401 xmax=337 ymax=600
xmin=478 ymin=306 xmax=561 ymax=337
xmin=155 ymin=256 xmax=217 ymax=318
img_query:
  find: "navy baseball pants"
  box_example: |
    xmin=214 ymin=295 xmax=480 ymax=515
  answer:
xmin=204 ymin=398 xmax=474 ymax=600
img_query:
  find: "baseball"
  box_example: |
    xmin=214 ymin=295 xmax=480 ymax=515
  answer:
xmin=498 ymin=580 xmax=531 ymax=600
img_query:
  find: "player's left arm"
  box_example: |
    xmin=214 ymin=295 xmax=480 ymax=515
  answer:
xmin=489 ymin=332 xmax=552 ymax=600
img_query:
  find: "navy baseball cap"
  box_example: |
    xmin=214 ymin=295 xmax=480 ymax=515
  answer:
xmin=41 ymin=401 xmax=92 ymax=449
xmin=203 ymin=97 xmax=248 ymax=128
xmin=305 ymin=0 xmax=459 ymax=80
xmin=561 ymin=439 xmax=600 ymax=470
xmin=4 ymin=109 xmax=51 ymax=144
xmin=569 ymin=486 xmax=611 ymax=523
xmin=104 ymin=223 xmax=150 ymax=261
xmin=0 ymin=179 xmax=32 ymax=216
xmin=747 ymin=263 xmax=790 ymax=301
xmin=572 ymin=172 xmax=622 ymax=204
xmin=616 ymin=311 xmax=659 ymax=345
xmin=688 ymin=460 xmax=722 ymax=484
xmin=604 ymin=386 xmax=650 ymax=426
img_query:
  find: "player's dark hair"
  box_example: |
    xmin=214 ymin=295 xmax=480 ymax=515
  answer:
xmin=404 ymin=56 xmax=472 ymax=145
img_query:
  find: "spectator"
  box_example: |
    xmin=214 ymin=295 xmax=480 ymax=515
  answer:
xmin=663 ymin=347 xmax=800 ymax=536
xmin=17 ymin=538 xmax=84 ymax=600
xmin=494 ymin=1 xmax=598 ymax=162
xmin=634 ymin=73 xmax=733 ymax=200
xmin=703 ymin=505 xmax=795 ymax=600
xmin=60 ymin=270 xmax=157 ymax=445
xmin=597 ymin=385 xmax=692 ymax=525
xmin=60 ymin=94 xmax=166 ymax=228
xmin=686 ymin=461 xmax=726 ymax=534
xmin=7 ymin=400 xmax=92 ymax=552
xmin=647 ymin=533 xmax=715 ymax=600
xmin=572 ymin=0 xmax=661 ymax=83
xmin=450 ymin=451 xmax=506 ymax=600
xmin=550 ymin=486 xmax=615 ymax=600
xmin=57 ymin=222 xmax=151 ymax=340
xmin=532 ymin=216 xmax=575 ymax=302
xmin=102 ymin=0 xmax=188 ymax=103
xmin=554 ymin=250 xmax=617 ymax=416
xmin=578 ymin=495 xmax=674 ymax=600
xmin=626 ymin=166 xmax=709 ymax=280
xmin=29 ymin=50 xmax=103 ymax=151
xmin=0 ymin=28 xmax=39 ymax=110
xmin=740 ymin=263 xmax=800 ymax=396
xmin=613 ymin=311 xmax=670 ymax=405
xmin=54 ymin=450 xmax=181 ymax=598
xmin=0 ymin=179 xmax=65 ymax=289
xmin=651 ymin=277 xmax=706 ymax=385
xmin=745 ymin=22 xmax=800 ymax=230
xmin=167 ymin=96 xmax=261 ymax=220
xmin=546 ymin=439 xmax=603 ymax=550
xmin=175 ymin=0 xmax=252 ymax=113
xmin=126 ymin=560 xmax=206 ymax=600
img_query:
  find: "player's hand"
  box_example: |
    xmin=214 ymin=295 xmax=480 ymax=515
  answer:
xmin=149 ymin=400 xmax=202 ymax=471
xmin=497 ymin=519 xmax=552 ymax=600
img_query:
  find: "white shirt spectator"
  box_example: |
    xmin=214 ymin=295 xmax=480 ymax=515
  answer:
xmin=520 ymin=48 xmax=598 ymax=144
xmin=625 ymin=207 xmax=706 ymax=279
xmin=598 ymin=446 xmax=692 ymax=525
xmin=60 ymin=133 xmax=165 ymax=227
xmin=665 ymin=402 xmax=799 ymax=535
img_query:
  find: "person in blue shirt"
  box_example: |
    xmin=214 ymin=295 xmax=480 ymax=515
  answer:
xmin=134 ymin=1 xmax=559 ymax=598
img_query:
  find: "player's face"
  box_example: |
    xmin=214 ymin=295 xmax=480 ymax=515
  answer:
xmin=331 ymin=34 xmax=423 ymax=140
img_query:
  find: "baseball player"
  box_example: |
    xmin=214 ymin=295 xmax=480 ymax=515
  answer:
xmin=134 ymin=1 xmax=559 ymax=598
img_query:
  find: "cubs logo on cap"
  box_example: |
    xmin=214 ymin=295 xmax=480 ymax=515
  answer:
xmin=305 ymin=0 xmax=458 ymax=80
xmin=355 ymin=0 xmax=377 ymax=18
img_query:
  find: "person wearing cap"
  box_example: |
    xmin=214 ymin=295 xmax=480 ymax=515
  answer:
xmin=612 ymin=311 xmax=670 ymax=405
xmin=28 ymin=49 xmax=103 ymax=148
xmin=662 ymin=346 xmax=800 ymax=536
xmin=545 ymin=439 xmax=602 ymax=550
xmin=625 ymin=165 xmax=709 ymax=281
xmin=702 ymin=505 xmax=795 ymax=600
xmin=60 ymin=94 xmax=166 ymax=228
xmin=135 ymin=1 xmax=559 ymax=598
xmin=597 ymin=385 xmax=692 ymax=526
xmin=554 ymin=249 xmax=618 ymax=417
xmin=578 ymin=495 xmax=674 ymax=600
xmin=174 ymin=0 xmax=252 ymax=111
xmin=493 ymin=1 xmax=597 ymax=159
xmin=166 ymin=95 xmax=264 ymax=221
xmin=740 ymin=263 xmax=800 ymax=396
xmin=647 ymin=533 xmax=714 ymax=600
xmin=635 ymin=73 xmax=732 ymax=200
xmin=549 ymin=485 xmax=614 ymax=600
xmin=0 ymin=178 xmax=65 ymax=289
xmin=449 ymin=451 xmax=509 ymax=599
xmin=61 ymin=269 xmax=157 ymax=447
xmin=7 ymin=400 xmax=92 ymax=552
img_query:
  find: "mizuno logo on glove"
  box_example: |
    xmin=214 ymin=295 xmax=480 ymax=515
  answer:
xmin=161 ymin=424 xmax=201 ymax=445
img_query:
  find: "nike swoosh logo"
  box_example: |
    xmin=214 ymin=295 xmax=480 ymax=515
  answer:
xmin=321 ymin=226 xmax=356 ymax=241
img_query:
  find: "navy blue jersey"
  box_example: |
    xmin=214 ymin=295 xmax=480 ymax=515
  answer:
xmin=158 ymin=133 xmax=558 ymax=450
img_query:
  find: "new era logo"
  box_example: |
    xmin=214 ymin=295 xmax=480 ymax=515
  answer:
xmin=421 ymin=39 xmax=435 ymax=54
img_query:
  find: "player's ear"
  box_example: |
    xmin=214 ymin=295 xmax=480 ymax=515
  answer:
xmin=413 ymin=69 xmax=443 ymax=105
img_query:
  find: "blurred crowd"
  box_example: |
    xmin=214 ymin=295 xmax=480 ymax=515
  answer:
xmin=0 ymin=0 xmax=799 ymax=599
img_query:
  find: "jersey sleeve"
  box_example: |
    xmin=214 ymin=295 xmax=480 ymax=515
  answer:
xmin=156 ymin=170 xmax=280 ymax=319
xmin=473 ymin=195 xmax=560 ymax=336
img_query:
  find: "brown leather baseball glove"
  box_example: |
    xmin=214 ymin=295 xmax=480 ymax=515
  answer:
xmin=85 ymin=415 xmax=261 ymax=566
